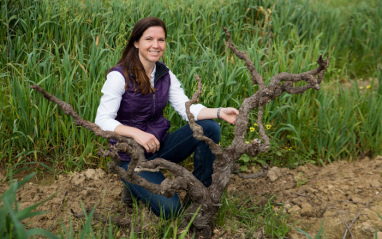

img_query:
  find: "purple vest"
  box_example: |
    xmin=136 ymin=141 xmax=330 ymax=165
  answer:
xmin=110 ymin=62 xmax=171 ymax=161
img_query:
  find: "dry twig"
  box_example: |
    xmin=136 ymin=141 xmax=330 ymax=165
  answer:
xmin=49 ymin=190 xmax=67 ymax=230
xmin=328 ymin=197 xmax=354 ymax=239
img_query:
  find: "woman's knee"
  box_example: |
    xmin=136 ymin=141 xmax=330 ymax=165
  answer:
xmin=197 ymin=119 xmax=221 ymax=142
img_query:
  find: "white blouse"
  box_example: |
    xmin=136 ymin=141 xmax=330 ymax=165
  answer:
xmin=95 ymin=65 xmax=206 ymax=132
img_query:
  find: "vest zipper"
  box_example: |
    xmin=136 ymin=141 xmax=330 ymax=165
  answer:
xmin=153 ymin=93 xmax=156 ymax=115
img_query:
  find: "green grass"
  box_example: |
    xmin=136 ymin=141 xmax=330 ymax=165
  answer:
xmin=216 ymin=193 xmax=290 ymax=238
xmin=1 ymin=0 xmax=381 ymax=171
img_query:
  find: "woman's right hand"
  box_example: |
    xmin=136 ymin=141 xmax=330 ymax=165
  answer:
xmin=132 ymin=130 xmax=160 ymax=154
xmin=115 ymin=125 xmax=160 ymax=153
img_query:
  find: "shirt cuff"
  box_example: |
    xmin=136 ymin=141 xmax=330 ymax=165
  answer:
xmin=190 ymin=104 xmax=206 ymax=121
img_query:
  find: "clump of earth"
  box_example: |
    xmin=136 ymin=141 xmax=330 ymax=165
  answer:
xmin=1 ymin=156 xmax=381 ymax=238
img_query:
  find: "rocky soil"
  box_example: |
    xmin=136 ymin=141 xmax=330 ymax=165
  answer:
xmin=1 ymin=155 xmax=382 ymax=238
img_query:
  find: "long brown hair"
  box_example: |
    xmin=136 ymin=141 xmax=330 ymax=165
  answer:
xmin=110 ymin=17 xmax=167 ymax=95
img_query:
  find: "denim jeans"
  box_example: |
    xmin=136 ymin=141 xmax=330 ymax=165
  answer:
xmin=118 ymin=119 xmax=221 ymax=218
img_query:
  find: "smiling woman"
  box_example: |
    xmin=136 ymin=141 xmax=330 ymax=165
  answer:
xmin=94 ymin=17 xmax=239 ymax=219
xmin=134 ymin=26 xmax=167 ymax=77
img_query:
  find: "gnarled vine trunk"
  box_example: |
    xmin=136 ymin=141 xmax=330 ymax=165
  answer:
xmin=30 ymin=27 xmax=329 ymax=238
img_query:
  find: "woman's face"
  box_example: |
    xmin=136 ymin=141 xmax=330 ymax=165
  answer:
xmin=134 ymin=26 xmax=166 ymax=68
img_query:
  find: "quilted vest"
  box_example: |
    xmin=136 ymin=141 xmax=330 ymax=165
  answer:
xmin=110 ymin=61 xmax=171 ymax=161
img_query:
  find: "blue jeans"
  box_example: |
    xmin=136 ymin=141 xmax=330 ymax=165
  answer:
xmin=119 ymin=119 xmax=221 ymax=219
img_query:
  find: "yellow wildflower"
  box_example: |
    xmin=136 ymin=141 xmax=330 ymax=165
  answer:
xmin=266 ymin=124 xmax=272 ymax=129
xmin=254 ymin=123 xmax=258 ymax=127
xmin=366 ymin=85 xmax=371 ymax=89
xmin=250 ymin=127 xmax=255 ymax=132
xmin=359 ymin=86 xmax=364 ymax=90
xmin=245 ymin=141 xmax=249 ymax=144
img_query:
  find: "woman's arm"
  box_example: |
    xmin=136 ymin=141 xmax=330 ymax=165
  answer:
xmin=95 ymin=71 xmax=125 ymax=131
xmin=197 ymin=107 xmax=239 ymax=125
xmin=114 ymin=125 xmax=160 ymax=153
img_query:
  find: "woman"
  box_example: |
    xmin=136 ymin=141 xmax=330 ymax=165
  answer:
xmin=95 ymin=17 xmax=239 ymax=218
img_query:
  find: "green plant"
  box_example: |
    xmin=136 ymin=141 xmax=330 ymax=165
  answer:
xmin=295 ymin=172 xmax=310 ymax=188
xmin=374 ymin=210 xmax=382 ymax=239
xmin=216 ymin=194 xmax=290 ymax=238
xmin=295 ymin=219 xmax=325 ymax=239
xmin=0 ymin=172 xmax=59 ymax=238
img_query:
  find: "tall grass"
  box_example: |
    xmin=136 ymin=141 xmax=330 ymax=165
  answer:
xmin=1 ymin=0 xmax=381 ymax=171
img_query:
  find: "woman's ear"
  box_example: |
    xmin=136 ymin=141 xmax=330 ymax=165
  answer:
xmin=134 ymin=41 xmax=138 ymax=49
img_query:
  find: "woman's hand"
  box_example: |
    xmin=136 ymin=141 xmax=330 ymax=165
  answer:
xmin=115 ymin=125 xmax=160 ymax=153
xmin=219 ymin=107 xmax=239 ymax=125
xmin=132 ymin=131 xmax=160 ymax=153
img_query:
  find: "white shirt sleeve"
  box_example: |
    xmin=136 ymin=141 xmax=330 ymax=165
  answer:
xmin=94 ymin=71 xmax=125 ymax=131
xmin=168 ymin=70 xmax=206 ymax=121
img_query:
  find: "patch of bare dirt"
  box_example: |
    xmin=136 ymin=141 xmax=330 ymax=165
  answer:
xmin=1 ymin=156 xmax=382 ymax=238
xmin=228 ymin=155 xmax=382 ymax=238
xmin=0 ymin=168 xmax=147 ymax=237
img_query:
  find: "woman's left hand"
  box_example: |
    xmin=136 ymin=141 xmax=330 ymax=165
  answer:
xmin=220 ymin=107 xmax=239 ymax=125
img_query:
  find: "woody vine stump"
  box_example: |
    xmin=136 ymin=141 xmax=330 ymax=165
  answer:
xmin=30 ymin=27 xmax=329 ymax=238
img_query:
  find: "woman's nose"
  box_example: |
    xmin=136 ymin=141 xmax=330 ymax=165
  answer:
xmin=152 ymin=40 xmax=159 ymax=48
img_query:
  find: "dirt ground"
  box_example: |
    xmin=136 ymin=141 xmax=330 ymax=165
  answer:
xmin=1 ymin=155 xmax=382 ymax=238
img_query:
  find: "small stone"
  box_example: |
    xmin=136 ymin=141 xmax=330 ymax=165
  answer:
xmin=95 ymin=168 xmax=106 ymax=177
xmin=359 ymin=221 xmax=374 ymax=233
xmin=267 ymin=167 xmax=281 ymax=182
xmin=351 ymin=196 xmax=364 ymax=204
xmin=300 ymin=203 xmax=314 ymax=216
xmin=85 ymin=169 xmax=96 ymax=179
xmin=288 ymin=205 xmax=301 ymax=213
xmin=71 ymin=173 xmax=85 ymax=185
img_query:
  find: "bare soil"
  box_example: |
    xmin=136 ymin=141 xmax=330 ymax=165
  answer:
xmin=1 ymin=155 xmax=382 ymax=238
